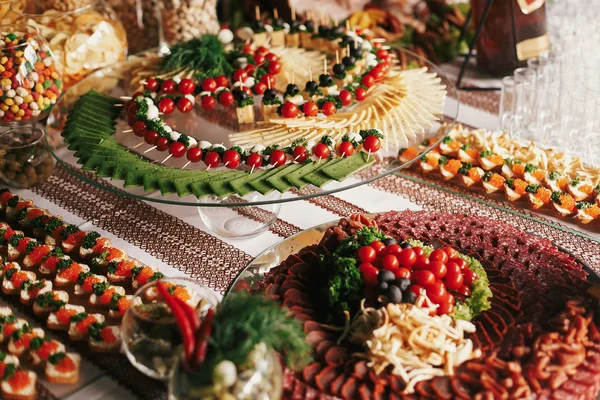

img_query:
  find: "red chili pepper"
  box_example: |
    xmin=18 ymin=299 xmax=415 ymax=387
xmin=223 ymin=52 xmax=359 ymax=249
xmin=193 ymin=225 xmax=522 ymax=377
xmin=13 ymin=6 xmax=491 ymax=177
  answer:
xmin=174 ymin=296 xmax=201 ymax=333
xmin=192 ymin=309 xmax=215 ymax=368
xmin=156 ymin=280 xmax=195 ymax=364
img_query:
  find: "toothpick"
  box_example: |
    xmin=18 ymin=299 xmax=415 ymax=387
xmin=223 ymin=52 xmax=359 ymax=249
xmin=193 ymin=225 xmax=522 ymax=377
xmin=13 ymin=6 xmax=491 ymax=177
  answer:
xmin=347 ymin=44 xmax=351 ymax=57
xmin=346 ymin=20 xmax=350 ymax=33
xmin=143 ymin=146 xmax=157 ymax=153
xmin=336 ymin=50 xmax=340 ymax=65
xmin=120 ymin=96 xmax=132 ymax=100
xmin=140 ymin=80 xmax=147 ymax=85
xmin=255 ymin=5 xmax=260 ymax=21
xmin=309 ymin=68 xmax=312 ymax=82
xmin=366 ymin=150 xmax=372 ymax=162
xmin=292 ymin=71 xmax=295 ymax=85
xmin=250 ymin=165 xmax=255 ymax=173
xmin=182 ymin=161 xmax=191 ymax=169
xmin=161 ymin=154 xmax=172 ymax=164
xmin=133 ymin=141 xmax=145 ymax=149
xmin=291 ymin=6 xmax=296 ymax=21
xmin=115 ymin=103 xmax=124 ymax=107
xmin=323 ymin=57 xmax=327 ymax=75
xmin=273 ymin=8 xmax=278 ymax=19
xmin=206 ymin=165 xmax=212 ymax=171
xmin=267 ymin=77 xmax=271 ymax=90
xmin=224 ymin=161 xmax=230 ymax=167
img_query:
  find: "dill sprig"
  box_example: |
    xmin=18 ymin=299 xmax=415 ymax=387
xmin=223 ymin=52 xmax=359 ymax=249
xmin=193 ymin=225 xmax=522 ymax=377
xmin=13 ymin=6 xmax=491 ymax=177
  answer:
xmin=161 ymin=35 xmax=233 ymax=80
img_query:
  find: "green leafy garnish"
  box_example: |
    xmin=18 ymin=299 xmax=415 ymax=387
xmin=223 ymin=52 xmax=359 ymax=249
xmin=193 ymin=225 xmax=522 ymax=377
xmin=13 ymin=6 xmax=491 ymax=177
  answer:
xmin=48 ymin=352 xmax=66 ymax=365
xmin=571 ymin=177 xmax=581 ymax=187
xmin=576 ymin=201 xmax=592 ymax=210
xmin=60 ymin=225 xmax=79 ymax=240
xmin=359 ymin=129 xmax=384 ymax=139
xmin=438 ymin=155 xmax=448 ymax=166
xmin=548 ymin=171 xmax=560 ymax=180
xmin=524 ymin=163 xmax=538 ymax=173
xmin=92 ymin=281 xmax=110 ymax=296
xmin=550 ymin=191 xmax=562 ymax=203
xmin=525 ymin=184 xmax=540 ymax=194
xmin=479 ymin=150 xmax=493 ymax=158
xmin=70 ymin=313 xmax=88 ymax=323
xmin=81 ymin=232 xmax=101 ymax=249
xmin=44 ymin=217 xmax=63 ymax=235
xmin=458 ymin=162 xmax=472 ymax=175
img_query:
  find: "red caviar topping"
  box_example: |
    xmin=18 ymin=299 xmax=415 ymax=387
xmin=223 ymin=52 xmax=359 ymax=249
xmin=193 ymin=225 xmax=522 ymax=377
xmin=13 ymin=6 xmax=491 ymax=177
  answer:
xmin=100 ymin=327 xmax=116 ymax=344
xmin=16 ymin=237 xmax=31 ymax=253
xmin=36 ymin=340 xmax=59 ymax=361
xmin=99 ymin=288 xmax=116 ymax=305
xmin=0 ymin=192 xmax=14 ymax=205
xmin=10 ymin=271 xmax=30 ymax=289
xmin=105 ymin=248 xmax=125 ymax=261
xmin=26 ymin=208 xmax=44 ymax=220
xmin=82 ymin=276 xmax=101 ymax=293
xmin=58 ymin=264 xmax=83 ymax=282
xmin=63 ymin=231 xmax=86 ymax=246
xmin=91 ymin=238 xmax=110 ymax=253
xmin=55 ymin=356 xmax=76 ymax=373
xmin=137 ymin=267 xmax=154 ymax=286
xmin=55 ymin=308 xmax=77 ymax=325
xmin=26 ymin=245 xmax=50 ymax=265
xmin=8 ymin=369 xmax=31 ymax=390
xmin=76 ymin=315 xmax=97 ymax=334
xmin=116 ymin=296 xmax=131 ymax=315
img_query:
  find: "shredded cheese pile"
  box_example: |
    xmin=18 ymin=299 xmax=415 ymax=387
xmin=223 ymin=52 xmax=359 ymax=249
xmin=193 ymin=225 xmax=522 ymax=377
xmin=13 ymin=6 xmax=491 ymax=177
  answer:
xmin=351 ymin=296 xmax=481 ymax=394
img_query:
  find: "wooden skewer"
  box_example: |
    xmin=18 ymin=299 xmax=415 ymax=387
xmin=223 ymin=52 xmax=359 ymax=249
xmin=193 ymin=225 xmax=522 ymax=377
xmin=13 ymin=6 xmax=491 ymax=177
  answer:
xmin=323 ymin=58 xmax=327 ymax=75
xmin=123 ymin=129 xmax=133 ymax=133
xmin=346 ymin=20 xmax=350 ymax=33
xmin=333 ymin=17 xmax=338 ymax=27
xmin=336 ymin=50 xmax=340 ymax=65
xmin=161 ymin=154 xmax=172 ymax=164
xmin=255 ymin=5 xmax=260 ymax=21
xmin=115 ymin=104 xmax=124 ymax=107
xmin=120 ymin=96 xmax=132 ymax=100
xmin=182 ymin=161 xmax=191 ymax=169
xmin=273 ymin=8 xmax=278 ymax=20
xmin=133 ymin=141 xmax=145 ymax=149
xmin=250 ymin=165 xmax=255 ymax=173
xmin=144 ymin=146 xmax=157 ymax=153
xmin=267 ymin=76 xmax=271 ymax=90
xmin=347 ymin=44 xmax=351 ymax=58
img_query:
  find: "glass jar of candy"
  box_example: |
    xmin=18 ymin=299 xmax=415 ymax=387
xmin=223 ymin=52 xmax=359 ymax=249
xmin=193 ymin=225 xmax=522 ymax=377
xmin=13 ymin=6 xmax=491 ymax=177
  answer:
xmin=11 ymin=0 xmax=128 ymax=89
xmin=0 ymin=24 xmax=63 ymax=124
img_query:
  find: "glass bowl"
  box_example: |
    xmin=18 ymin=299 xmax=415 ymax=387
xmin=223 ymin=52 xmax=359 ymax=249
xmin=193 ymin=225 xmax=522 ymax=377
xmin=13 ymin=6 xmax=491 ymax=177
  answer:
xmin=121 ymin=277 xmax=219 ymax=381
xmin=11 ymin=0 xmax=127 ymax=89
xmin=0 ymin=23 xmax=62 ymax=124
xmin=0 ymin=125 xmax=56 ymax=187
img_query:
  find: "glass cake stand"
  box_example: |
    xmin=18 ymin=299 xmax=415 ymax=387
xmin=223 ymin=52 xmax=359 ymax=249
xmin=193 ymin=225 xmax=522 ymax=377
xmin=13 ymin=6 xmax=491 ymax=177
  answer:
xmin=46 ymin=49 xmax=459 ymax=238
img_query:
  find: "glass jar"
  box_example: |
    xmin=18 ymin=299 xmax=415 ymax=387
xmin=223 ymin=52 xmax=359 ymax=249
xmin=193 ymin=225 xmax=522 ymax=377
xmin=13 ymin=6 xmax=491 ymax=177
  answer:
xmin=11 ymin=0 xmax=127 ymax=89
xmin=0 ymin=126 xmax=56 ymax=188
xmin=0 ymin=24 xmax=62 ymax=124
xmin=169 ymin=343 xmax=283 ymax=400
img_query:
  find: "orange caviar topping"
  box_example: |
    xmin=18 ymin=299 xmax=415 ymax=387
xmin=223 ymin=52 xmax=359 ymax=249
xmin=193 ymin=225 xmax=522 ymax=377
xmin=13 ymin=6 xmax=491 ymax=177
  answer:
xmin=100 ymin=327 xmax=116 ymax=344
xmin=26 ymin=245 xmax=50 ymax=265
xmin=580 ymin=184 xmax=594 ymax=195
xmin=535 ymin=187 xmax=551 ymax=203
xmin=26 ymin=208 xmax=44 ymax=220
xmin=172 ymin=286 xmax=191 ymax=302
xmin=59 ymin=264 xmax=83 ymax=282
xmin=558 ymin=194 xmax=576 ymax=211
xmin=99 ymin=288 xmax=116 ymax=305
xmin=467 ymin=168 xmax=482 ymax=182
xmin=556 ymin=177 xmax=568 ymax=190
xmin=56 ymin=308 xmax=77 ymax=325
xmin=399 ymin=147 xmax=418 ymax=160
xmin=486 ymin=153 xmax=504 ymax=165
xmin=488 ymin=173 xmax=505 ymax=188
xmin=76 ymin=315 xmax=97 ymax=334
xmin=585 ymin=205 xmax=600 ymax=218
xmin=55 ymin=356 xmax=76 ymax=373
xmin=137 ymin=267 xmax=154 ymax=286
xmin=512 ymin=163 xmax=525 ymax=175
xmin=91 ymin=238 xmax=110 ymax=253
xmin=8 ymin=370 xmax=30 ymax=390
xmin=82 ymin=276 xmax=101 ymax=293
xmin=444 ymin=159 xmax=462 ymax=174
xmin=14 ymin=333 xmax=37 ymax=349
xmin=513 ymin=179 xmax=527 ymax=195
xmin=464 ymin=147 xmax=478 ymax=159
xmin=43 ymin=256 xmax=61 ymax=272
xmin=531 ymin=169 xmax=545 ymax=181
xmin=16 ymin=237 xmax=31 ymax=253
xmin=106 ymin=248 xmax=125 ymax=261
xmin=3 ymin=324 xmax=18 ymax=337
xmin=114 ymin=260 xmax=136 ymax=277
xmin=116 ymin=296 xmax=131 ymax=314
xmin=64 ymin=231 xmax=86 ymax=246
xmin=36 ymin=340 xmax=59 ymax=361
xmin=10 ymin=271 xmax=30 ymax=289
xmin=425 ymin=155 xmax=439 ymax=167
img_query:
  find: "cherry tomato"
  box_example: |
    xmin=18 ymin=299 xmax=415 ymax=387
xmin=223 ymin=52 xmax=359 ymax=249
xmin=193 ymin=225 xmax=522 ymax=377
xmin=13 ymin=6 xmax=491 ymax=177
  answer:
xmin=144 ymin=78 xmax=159 ymax=91
xmin=158 ymin=98 xmax=175 ymax=114
xmin=202 ymin=78 xmax=217 ymax=92
xmin=256 ymin=46 xmax=269 ymax=55
xmin=382 ymin=254 xmax=399 ymax=270
xmin=144 ymin=130 xmax=159 ymax=145
xmin=338 ymin=89 xmax=353 ymax=106
xmin=132 ymin=91 xmax=144 ymax=99
xmin=281 ymin=102 xmax=299 ymax=118
xmin=169 ymin=142 xmax=186 ymax=158
xmin=247 ymin=153 xmax=263 ymax=169
xmin=201 ymin=95 xmax=217 ymax=110
xmin=443 ymin=247 xmax=459 ymax=260
xmin=160 ymin=79 xmax=176 ymax=93
xmin=269 ymin=149 xmax=287 ymax=167
xmin=204 ymin=151 xmax=221 ymax=168
xmin=369 ymin=65 xmax=384 ymax=81
xmin=253 ymin=53 xmax=265 ymax=64
xmin=376 ymin=49 xmax=389 ymax=59
xmin=429 ymin=261 xmax=448 ymax=279
xmin=385 ymin=244 xmax=402 ymax=256
xmin=373 ymin=41 xmax=382 ymax=48
xmin=359 ymin=263 xmax=378 ymax=286
xmin=444 ymin=267 xmax=464 ymax=291
xmin=268 ymin=61 xmax=281 ymax=75
xmin=243 ymin=86 xmax=253 ymax=97
xmin=413 ymin=270 xmax=435 ymax=287
xmin=244 ymin=64 xmax=256 ymax=75
xmin=260 ymin=73 xmax=276 ymax=88
xmin=186 ymin=147 xmax=202 ymax=163
xmin=355 ymin=87 xmax=367 ymax=101
xmin=242 ymin=45 xmax=254 ymax=54
xmin=463 ymin=269 xmax=478 ymax=287
xmin=233 ymin=69 xmax=247 ymax=83
xmin=302 ymin=101 xmax=319 ymax=117
xmin=156 ymin=137 xmax=169 ymax=151
xmin=394 ymin=268 xmax=411 ymax=280
xmin=177 ymin=97 xmax=194 ymax=113
xmin=132 ymin=121 xmax=146 ymax=137
xmin=413 ymin=247 xmax=425 ymax=257
xmin=178 ymin=78 xmax=196 ymax=95
xmin=445 ymin=262 xmax=461 ymax=276
xmin=450 ymin=257 xmax=469 ymax=269
xmin=413 ymin=255 xmax=430 ymax=270
xmin=437 ymin=298 xmax=454 ymax=315
xmin=397 ymin=248 xmax=416 ymax=269
xmin=426 ymin=281 xmax=447 ymax=304
xmin=313 ymin=143 xmax=330 ymax=160
xmin=361 ymin=74 xmax=375 ymax=88
xmin=253 ymin=82 xmax=267 ymax=95
xmin=456 ymin=285 xmax=471 ymax=297
xmin=429 ymin=249 xmax=449 ymax=264
xmin=338 ymin=141 xmax=354 ymax=157
xmin=357 ymin=246 xmax=377 ymax=263
xmin=222 ymin=150 xmax=241 ymax=169
xmin=321 ymin=101 xmax=337 ymax=116
xmin=218 ymin=91 xmax=235 ymax=107
xmin=362 ymin=135 xmax=381 ymax=153
xmin=292 ymin=146 xmax=309 ymax=163
xmin=215 ymin=75 xmax=229 ymax=88
xmin=409 ymin=284 xmax=424 ymax=297
xmin=370 ymin=241 xmax=386 ymax=254
xmin=265 ymin=53 xmax=278 ymax=62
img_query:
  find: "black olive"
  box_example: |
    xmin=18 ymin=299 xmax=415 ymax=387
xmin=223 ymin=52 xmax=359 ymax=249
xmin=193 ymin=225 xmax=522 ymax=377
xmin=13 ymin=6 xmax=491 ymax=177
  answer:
xmin=318 ymin=26 xmax=329 ymax=35
xmin=382 ymin=238 xmax=397 ymax=247
xmin=305 ymin=80 xmax=318 ymax=92
xmin=305 ymin=20 xmax=315 ymax=32
xmin=233 ymin=89 xmax=247 ymax=102
xmin=378 ymin=270 xmax=395 ymax=283
xmin=403 ymin=290 xmax=417 ymax=304
xmin=254 ymin=20 xmax=265 ymax=30
xmin=263 ymin=88 xmax=276 ymax=100
xmin=341 ymin=35 xmax=353 ymax=45
xmin=342 ymin=56 xmax=355 ymax=67
xmin=386 ymin=286 xmax=403 ymax=304
xmin=400 ymin=242 xmax=412 ymax=249
xmin=286 ymin=83 xmax=299 ymax=95
xmin=274 ymin=18 xmax=284 ymax=27
xmin=394 ymin=278 xmax=411 ymax=291
xmin=290 ymin=21 xmax=301 ymax=31
xmin=319 ymin=74 xmax=333 ymax=87
xmin=332 ymin=63 xmax=345 ymax=75
xmin=351 ymin=48 xmax=363 ymax=58
xmin=376 ymin=282 xmax=389 ymax=293
xmin=330 ymin=26 xmax=344 ymax=37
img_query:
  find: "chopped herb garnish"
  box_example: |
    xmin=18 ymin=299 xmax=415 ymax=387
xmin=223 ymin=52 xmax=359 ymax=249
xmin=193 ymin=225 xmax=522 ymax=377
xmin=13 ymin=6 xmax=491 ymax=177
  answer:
xmin=320 ymin=135 xmax=334 ymax=147
xmin=60 ymin=225 xmax=79 ymax=240
xmin=442 ymin=136 xmax=453 ymax=144
xmin=110 ymin=293 xmax=123 ymax=308
xmin=29 ymin=336 xmax=45 ymax=350
xmin=25 ymin=240 xmax=37 ymax=255
xmin=3 ymin=363 xmax=16 ymax=379
xmin=9 ymin=234 xmax=23 ymax=248
xmin=149 ymin=272 xmax=164 ymax=282
xmin=5 ymin=268 xmax=18 ymax=280
xmin=548 ymin=171 xmax=560 ymax=180
xmin=438 ymin=155 xmax=449 ymax=166
xmin=92 ymin=281 xmax=110 ymax=296
xmin=44 ymin=217 xmax=63 ymax=235
xmin=576 ymin=201 xmax=592 ymax=210
xmin=131 ymin=266 xmax=143 ymax=279
xmin=316 ymin=95 xmax=342 ymax=109
xmin=81 ymin=232 xmax=101 ymax=249
xmin=359 ymin=129 xmax=384 ymax=139
xmin=70 ymin=313 xmax=88 ymax=323
xmin=571 ymin=177 xmax=581 ymax=186
xmin=479 ymin=150 xmax=493 ymax=158
xmin=48 ymin=352 xmax=66 ymax=365
xmin=77 ymin=272 xmax=92 ymax=285
xmin=550 ymin=191 xmax=562 ymax=203
xmin=458 ymin=162 xmax=473 ymax=175
xmin=482 ymin=171 xmax=493 ymax=182
xmin=460 ymin=144 xmax=471 ymax=151
xmin=88 ymin=322 xmax=107 ymax=341
xmin=56 ymin=259 xmax=73 ymax=271
xmin=506 ymin=178 xmax=515 ymax=190
xmin=107 ymin=261 xmax=119 ymax=274
xmin=524 ymin=164 xmax=538 ymax=173
xmin=7 ymin=196 xmax=18 ymax=208
xmin=341 ymin=134 xmax=360 ymax=148
xmin=525 ymin=184 xmax=540 ymax=194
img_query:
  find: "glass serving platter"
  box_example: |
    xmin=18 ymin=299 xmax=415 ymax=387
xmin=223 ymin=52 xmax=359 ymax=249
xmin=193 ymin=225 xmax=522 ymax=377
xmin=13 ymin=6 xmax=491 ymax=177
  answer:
xmin=46 ymin=49 xmax=459 ymax=208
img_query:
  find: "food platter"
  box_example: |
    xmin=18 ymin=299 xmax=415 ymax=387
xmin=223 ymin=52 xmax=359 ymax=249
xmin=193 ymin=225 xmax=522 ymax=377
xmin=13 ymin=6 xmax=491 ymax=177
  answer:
xmin=229 ymin=211 xmax=600 ymax=399
xmin=45 ymin=38 xmax=459 ymax=208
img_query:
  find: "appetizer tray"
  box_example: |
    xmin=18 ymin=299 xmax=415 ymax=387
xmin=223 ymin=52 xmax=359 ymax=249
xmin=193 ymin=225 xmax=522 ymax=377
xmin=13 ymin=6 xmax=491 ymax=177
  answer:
xmin=230 ymin=212 xmax=600 ymax=400
xmin=45 ymin=40 xmax=458 ymax=208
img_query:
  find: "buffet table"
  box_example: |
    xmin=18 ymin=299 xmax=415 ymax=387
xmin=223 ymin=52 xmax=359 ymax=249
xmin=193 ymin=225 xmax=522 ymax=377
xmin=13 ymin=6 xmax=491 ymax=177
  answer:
xmin=8 ymin=70 xmax=599 ymax=398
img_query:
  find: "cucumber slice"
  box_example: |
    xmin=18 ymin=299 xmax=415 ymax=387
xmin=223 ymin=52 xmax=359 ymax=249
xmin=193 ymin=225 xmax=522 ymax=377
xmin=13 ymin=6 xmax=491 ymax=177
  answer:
xmin=302 ymin=158 xmax=344 ymax=187
xmin=283 ymin=162 xmax=322 ymax=189
xmin=249 ymin=165 xmax=287 ymax=195
xmin=228 ymin=169 xmax=270 ymax=197
xmin=191 ymin=171 xmax=245 ymax=198
xmin=321 ymin=152 xmax=375 ymax=181
xmin=266 ymin=164 xmax=302 ymax=193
